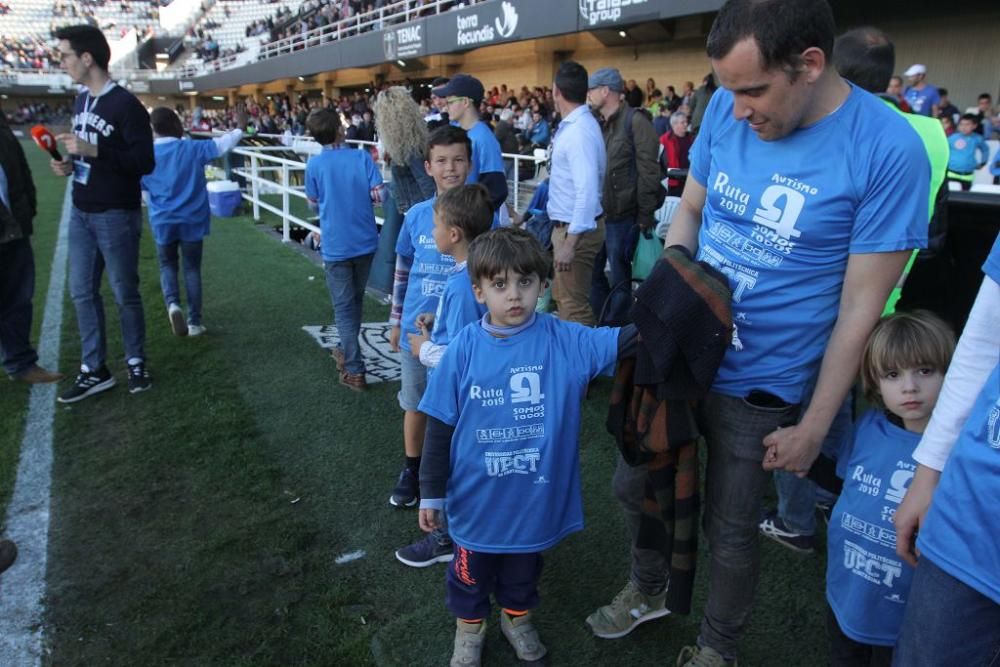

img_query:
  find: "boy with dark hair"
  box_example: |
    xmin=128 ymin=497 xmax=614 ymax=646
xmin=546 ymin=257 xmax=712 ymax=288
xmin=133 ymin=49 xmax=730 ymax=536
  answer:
xmin=305 ymin=108 xmax=384 ymax=391
xmin=388 ymin=125 xmax=473 ymax=508
xmin=418 ymin=227 xmax=633 ymax=666
xmin=394 ymin=183 xmax=493 ymax=567
xmin=51 ymin=24 xmax=155 ymax=402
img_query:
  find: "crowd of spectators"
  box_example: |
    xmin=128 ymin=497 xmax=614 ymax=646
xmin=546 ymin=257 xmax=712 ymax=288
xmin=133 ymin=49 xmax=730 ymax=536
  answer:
xmin=0 ymin=100 xmax=70 ymax=126
xmin=1 ymin=36 xmax=58 ymax=71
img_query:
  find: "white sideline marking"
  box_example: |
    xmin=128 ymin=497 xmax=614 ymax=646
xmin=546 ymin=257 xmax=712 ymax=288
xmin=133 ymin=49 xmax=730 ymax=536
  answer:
xmin=0 ymin=183 xmax=72 ymax=665
xmin=335 ymin=550 xmax=366 ymax=565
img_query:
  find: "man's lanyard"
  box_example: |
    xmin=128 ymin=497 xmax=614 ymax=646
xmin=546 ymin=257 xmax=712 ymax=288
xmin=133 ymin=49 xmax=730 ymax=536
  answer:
xmin=79 ymin=80 xmax=115 ymax=138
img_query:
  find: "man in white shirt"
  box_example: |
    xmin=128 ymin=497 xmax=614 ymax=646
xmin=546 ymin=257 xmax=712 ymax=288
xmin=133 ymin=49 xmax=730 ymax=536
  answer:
xmin=547 ymin=61 xmax=607 ymax=326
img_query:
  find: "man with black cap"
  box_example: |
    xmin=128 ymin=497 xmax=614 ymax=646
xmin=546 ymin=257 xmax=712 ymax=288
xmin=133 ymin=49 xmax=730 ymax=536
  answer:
xmin=431 ymin=74 xmax=508 ymax=211
xmin=587 ymin=67 xmax=661 ymax=326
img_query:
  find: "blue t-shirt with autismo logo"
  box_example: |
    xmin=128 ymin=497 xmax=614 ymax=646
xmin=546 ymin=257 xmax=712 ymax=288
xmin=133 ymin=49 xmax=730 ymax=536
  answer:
xmin=688 ymin=84 xmax=929 ymax=403
xmin=418 ymin=314 xmax=619 ymax=553
xmin=305 ymin=146 xmax=383 ymax=263
xmin=917 ymin=234 xmax=1000 ymax=605
xmin=395 ymin=197 xmax=454 ymax=353
xmin=827 ymin=410 xmax=919 ymax=646
xmin=430 ymin=262 xmax=486 ymax=348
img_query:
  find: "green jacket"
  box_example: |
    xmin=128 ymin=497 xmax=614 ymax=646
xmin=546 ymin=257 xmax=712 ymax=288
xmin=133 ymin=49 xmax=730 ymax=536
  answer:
xmin=598 ymin=104 xmax=661 ymax=227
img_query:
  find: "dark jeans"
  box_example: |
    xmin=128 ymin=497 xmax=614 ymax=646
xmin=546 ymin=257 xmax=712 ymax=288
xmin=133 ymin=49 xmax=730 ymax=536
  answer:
xmin=323 ymin=254 xmax=373 ymax=375
xmin=0 ymin=238 xmax=38 ymax=376
xmin=697 ymin=391 xmax=800 ymax=661
xmin=156 ymin=240 xmax=203 ymax=326
xmin=67 ymin=206 xmax=146 ymax=369
xmin=827 ymin=605 xmax=893 ymax=667
xmin=445 ymin=544 xmax=543 ymax=620
xmin=893 ymin=556 xmax=1000 ymax=666
xmin=589 ymin=217 xmax=640 ymax=326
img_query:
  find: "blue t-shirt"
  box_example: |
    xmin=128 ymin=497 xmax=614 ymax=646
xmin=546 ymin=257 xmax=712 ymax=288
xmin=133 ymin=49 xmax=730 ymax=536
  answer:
xmin=467 ymin=120 xmax=505 ymax=185
xmin=395 ymin=197 xmax=454 ymax=353
xmin=917 ymin=234 xmax=1000 ymax=604
xmin=947 ymin=132 xmax=989 ymax=174
xmin=142 ymin=138 xmax=218 ymax=244
xmin=688 ymin=84 xmax=929 ymax=402
xmin=903 ymin=85 xmax=941 ymax=117
xmin=827 ymin=410 xmax=919 ymax=646
xmin=304 ymin=146 xmax=383 ymax=262
xmin=418 ymin=314 xmax=619 ymax=553
xmin=430 ymin=263 xmax=486 ymax=348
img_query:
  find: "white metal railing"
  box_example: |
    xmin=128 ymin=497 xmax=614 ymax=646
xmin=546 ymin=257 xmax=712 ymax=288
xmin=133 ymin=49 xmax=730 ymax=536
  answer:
xmin=230 ymin=134 xmax=545 ymax=244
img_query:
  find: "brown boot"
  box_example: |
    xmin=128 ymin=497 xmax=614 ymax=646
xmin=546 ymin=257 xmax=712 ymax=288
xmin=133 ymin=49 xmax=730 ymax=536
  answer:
xmin=339 ymin=370 xmax=367 ymax=392
xmin=330 ymin=346 xmax=345 ymax=371
xmin=14 ymin=364 xmax=65 ymax=384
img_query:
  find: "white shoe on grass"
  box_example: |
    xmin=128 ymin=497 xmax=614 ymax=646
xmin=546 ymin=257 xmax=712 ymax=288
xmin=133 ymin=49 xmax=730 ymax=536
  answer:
xmin=168 ymin=303 xmax=188 ymax=336
xmin=187 ymin=324 xmax=207 ymax=337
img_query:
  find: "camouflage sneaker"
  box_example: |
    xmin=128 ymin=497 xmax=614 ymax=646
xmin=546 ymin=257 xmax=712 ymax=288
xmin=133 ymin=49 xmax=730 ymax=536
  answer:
xmin=586 ymin=580 xmax=670 ymax=639
xmin=676 ymin=645 xmax=737 ymax=667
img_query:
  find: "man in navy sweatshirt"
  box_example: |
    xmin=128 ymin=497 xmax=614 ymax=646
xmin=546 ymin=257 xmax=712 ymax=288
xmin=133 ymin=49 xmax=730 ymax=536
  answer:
xmin=50 ymin=24 xmax=155 ymax=403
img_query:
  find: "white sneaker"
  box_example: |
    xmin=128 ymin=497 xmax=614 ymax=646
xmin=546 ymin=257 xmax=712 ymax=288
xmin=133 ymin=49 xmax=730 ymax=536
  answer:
xmin=168 ymin=303 xmax=188 ymax=336
xmin=187 ymin=324 xmax=207 ymax=337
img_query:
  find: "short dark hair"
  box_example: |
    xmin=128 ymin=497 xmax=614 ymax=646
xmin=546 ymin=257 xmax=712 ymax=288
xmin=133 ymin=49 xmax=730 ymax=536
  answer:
xmin=306 ymin=108 xmax=342 ymax=145
xmin=55 ymin=24 xmax=111 ymax=71
xmin=150 ymin=107 xmax=184 ymax=138
xmin=979 ymin=93 xmax=993 ymax=101
xmin=554 ymin=61 xmax=588 ymax=104
xmin=959 ymin=113 xmax=979 ymax=124
xmin=833 ymin=26 xmax=895 ymax=93
xmin=938 ymin=87 xmax=948 ymax=97
xmin=706 ymin=0 xmax=836 ymax=75
xmin=468 ymin=227 xmax=552 ymax=284
xmin=434 ymin=184 xmax=493 ymax=242
xmin=425 ymin=124 xmax=471 ymax=161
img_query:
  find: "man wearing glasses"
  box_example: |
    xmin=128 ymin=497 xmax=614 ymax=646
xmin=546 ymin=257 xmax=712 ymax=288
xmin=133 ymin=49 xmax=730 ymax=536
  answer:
xmin=49 ymin=25 xmax=155 ymax=403
xmin=431 ymin=74 xmax=508 ymax=212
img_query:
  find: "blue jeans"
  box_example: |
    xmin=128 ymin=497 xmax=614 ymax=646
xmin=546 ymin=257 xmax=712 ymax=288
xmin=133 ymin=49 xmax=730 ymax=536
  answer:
xmin=697 ymin=391 xmax=801 ymax=661
xmin=156 ymin=240 xmax=203 ymax=326
xmin=0 ymin=238 xmax=38 ymax=376
xmin=894 ymin=556 xmax=1000 ymax=666
xmin=590 ymin=217 xmax=639 ymax=326
xmin=67 ymin=207 xmax=145 ymax=370
xmin=323 ymin=254 xmax=373 ymax=375
xmin=773 ymin=391 xmax=853 ymax=535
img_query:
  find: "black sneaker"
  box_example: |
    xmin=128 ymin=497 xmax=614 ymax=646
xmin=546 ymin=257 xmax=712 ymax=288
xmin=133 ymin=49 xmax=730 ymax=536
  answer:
xmin=759 ymin=510 xmax=815 ymax=554
xmin=389 ymin=467 xmax=419 ymax=508
xmin=57 ymin=366 xmax=116 ymax=403
xmin=395 ymin=529 xmax=454 ymax=567
xmin=127 ymin=362 xmax=152 ymax=394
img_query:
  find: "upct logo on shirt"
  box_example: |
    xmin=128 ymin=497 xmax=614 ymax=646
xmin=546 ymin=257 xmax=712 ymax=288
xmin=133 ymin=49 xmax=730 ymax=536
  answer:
xmin=842 ymin=540 xmax=903 ymax=588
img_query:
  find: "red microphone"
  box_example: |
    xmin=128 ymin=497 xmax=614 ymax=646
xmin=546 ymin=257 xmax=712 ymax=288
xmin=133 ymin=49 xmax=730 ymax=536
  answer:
xmin=30 ymin=125 xmax=62 ymax=161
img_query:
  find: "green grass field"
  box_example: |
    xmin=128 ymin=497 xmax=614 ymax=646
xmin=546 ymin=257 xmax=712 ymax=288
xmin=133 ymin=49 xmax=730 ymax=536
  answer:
xmin=1 ymin=142 xmax=829 ymax=666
